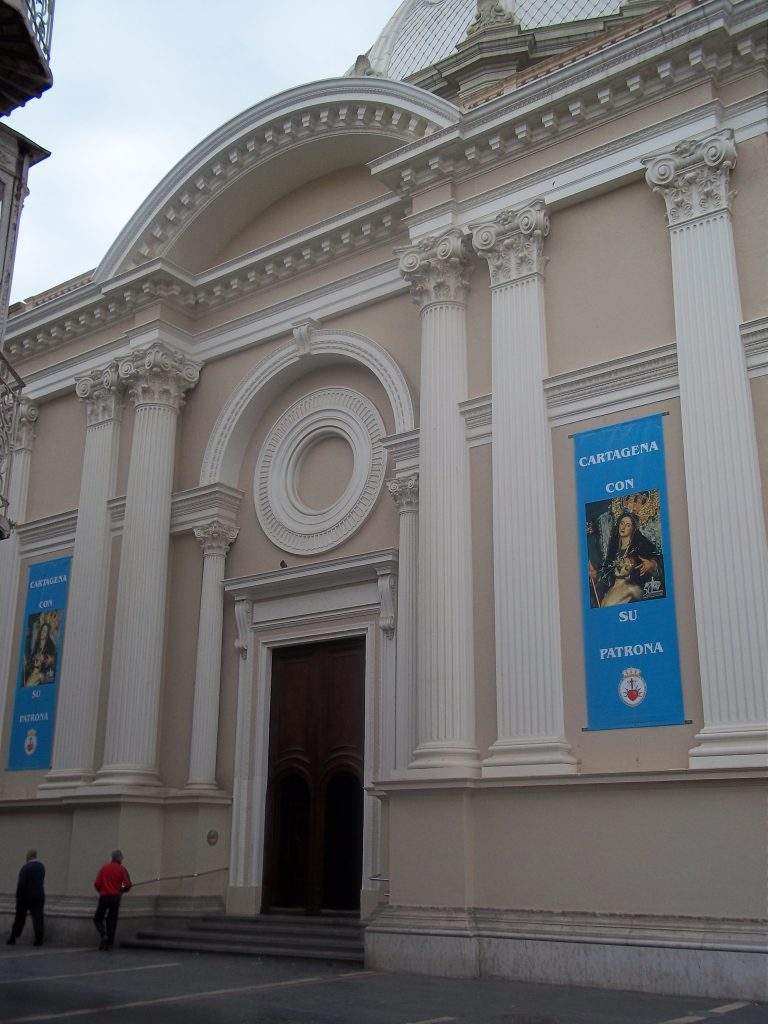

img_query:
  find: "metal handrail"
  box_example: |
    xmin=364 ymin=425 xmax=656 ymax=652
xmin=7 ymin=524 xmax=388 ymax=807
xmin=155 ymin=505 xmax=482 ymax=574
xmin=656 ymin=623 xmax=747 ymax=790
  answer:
xmin=24 ymin=0 xmax=55 ymax=61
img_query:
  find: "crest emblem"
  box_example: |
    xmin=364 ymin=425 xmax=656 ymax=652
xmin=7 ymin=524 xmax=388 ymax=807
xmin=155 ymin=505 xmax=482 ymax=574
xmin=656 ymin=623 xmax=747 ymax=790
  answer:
xmin=619 ymin=667 xmax=646 ymax=707
xmin=24 ymin=728 xmax=38 ymax=755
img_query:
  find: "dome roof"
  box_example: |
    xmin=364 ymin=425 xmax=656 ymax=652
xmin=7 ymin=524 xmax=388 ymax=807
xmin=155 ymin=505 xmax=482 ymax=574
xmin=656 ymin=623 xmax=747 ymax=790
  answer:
xmin=365 ymin=0 xmax=628 ymax=81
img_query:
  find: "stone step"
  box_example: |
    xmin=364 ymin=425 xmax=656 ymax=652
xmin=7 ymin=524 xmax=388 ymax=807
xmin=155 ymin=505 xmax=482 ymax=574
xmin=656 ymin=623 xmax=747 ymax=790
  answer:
xmin=140 ymin=926 xmax=363 ymax=953
xmin=122 ymin=934 xmax=364 ymax=963
xmin=189 ymin=921 xmax=362 ymax=942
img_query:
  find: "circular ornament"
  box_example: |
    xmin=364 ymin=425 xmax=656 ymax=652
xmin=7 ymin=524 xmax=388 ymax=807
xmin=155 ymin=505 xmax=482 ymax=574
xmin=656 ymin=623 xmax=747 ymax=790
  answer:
xmin=619 ymin=667 xmax=647 ymax=707
xmin=254 ymin=387 xmax=386 ymax=555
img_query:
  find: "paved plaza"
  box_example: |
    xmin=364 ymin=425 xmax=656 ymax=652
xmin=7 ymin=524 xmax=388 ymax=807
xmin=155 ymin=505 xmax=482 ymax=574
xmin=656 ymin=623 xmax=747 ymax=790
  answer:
xmin=0 ymin=945 xmax=764 ymax=1024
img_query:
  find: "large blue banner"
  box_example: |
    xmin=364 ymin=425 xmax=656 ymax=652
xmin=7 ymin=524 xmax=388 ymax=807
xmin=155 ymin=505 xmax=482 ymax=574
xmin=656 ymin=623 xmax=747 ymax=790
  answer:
xmin=7 ymin=556 xmax=71 ymax=770
xmin=574 ymin=416 xmax=684 ymax=730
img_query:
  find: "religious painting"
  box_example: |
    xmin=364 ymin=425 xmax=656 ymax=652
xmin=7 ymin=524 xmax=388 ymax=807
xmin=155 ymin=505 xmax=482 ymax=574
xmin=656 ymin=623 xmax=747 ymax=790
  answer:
xmin=585 ymin=489 xmax=666 ymax=609
xmin=22 ymin=609 xmax=62 ymax=687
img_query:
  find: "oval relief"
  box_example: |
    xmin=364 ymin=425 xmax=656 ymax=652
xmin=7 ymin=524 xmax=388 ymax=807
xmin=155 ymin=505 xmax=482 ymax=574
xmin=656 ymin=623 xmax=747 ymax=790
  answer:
xmin=254 ymin=387 xmax=387 ymax=555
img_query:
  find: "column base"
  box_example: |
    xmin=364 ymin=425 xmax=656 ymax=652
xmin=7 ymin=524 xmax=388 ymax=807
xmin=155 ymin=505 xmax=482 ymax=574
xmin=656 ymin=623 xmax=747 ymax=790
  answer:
xmin=94 ymin=764 xmax=162 ymax=788
xmin=409 ymin=742 xmax=481 ymax=778
xmin=688 ymin=725 xmax=768 ymax=769
xmin=482 ymin=737 xmax=577 ymax=779
xmin=38 ymin=768 xmax=95 ymax=795
xmin=184 ymin=781 xmax=221 ymax=794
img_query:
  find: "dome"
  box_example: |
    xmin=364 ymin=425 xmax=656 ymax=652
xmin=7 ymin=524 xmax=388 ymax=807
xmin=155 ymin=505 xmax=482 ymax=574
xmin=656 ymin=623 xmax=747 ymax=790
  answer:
xmin=364 ymin=0 xmax=630 ymax=82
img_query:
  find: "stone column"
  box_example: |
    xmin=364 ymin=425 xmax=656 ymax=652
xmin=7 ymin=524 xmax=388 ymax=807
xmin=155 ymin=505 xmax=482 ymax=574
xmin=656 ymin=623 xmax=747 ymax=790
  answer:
xmin=387 ymin=473 xmax=419 ymax=772
xmin=0 ymin=399 xmax=37 ymax=742
xmin=97 ymin=344 xmax=200 ymax=787
xmin=43 ymin=364 xmax=123 ymax=789
xmin=186 ymin=520 xmax=238 ymax=790
xmin=643 ymin=130 xmax=768 ymax=768
xmin=471 ymin=202 xmax=576 ymax=777
xmin=397 ymin=230 xmax=479 ymax=776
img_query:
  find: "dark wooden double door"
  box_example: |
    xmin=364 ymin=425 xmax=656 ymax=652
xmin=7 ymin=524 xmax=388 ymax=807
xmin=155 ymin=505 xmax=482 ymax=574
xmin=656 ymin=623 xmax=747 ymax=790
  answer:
xmin=262 ymin=638 xmax=365 ymax=914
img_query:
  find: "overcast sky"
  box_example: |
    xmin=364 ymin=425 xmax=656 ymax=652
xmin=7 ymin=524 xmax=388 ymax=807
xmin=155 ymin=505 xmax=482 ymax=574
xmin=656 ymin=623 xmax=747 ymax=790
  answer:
xmin=6 ymin=0 xmax=401 ymax=303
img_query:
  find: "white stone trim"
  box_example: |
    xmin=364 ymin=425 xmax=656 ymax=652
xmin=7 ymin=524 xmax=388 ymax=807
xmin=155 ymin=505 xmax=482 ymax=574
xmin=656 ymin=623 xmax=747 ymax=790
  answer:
xmin=460 ymin=320 xmax=768 ymax=442
xmin=223 ymin=549 xmax=398 ymax=918
xmin=201 ymin=326 xmax=415 ymax=488
xmin=254 ymin=387 xmax=386 ymax=556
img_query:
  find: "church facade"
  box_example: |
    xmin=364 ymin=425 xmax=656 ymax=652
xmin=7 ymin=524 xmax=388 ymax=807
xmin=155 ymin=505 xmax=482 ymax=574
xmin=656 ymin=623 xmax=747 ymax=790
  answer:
xmin=0 ymin=0 xmax=766 ymax=1000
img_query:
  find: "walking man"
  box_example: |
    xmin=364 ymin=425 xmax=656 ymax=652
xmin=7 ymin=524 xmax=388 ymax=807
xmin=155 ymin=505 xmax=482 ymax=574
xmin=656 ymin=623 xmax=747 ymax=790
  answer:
xmin=93 ymin=850 xmax=132 ymax=950
xmin=7 ymin=849 xmax=45 ymax=947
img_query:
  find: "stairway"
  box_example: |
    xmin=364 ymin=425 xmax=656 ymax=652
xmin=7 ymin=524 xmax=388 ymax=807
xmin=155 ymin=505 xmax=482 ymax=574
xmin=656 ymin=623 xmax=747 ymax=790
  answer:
xmin=122 ymin=913 xmax=365 ymax=963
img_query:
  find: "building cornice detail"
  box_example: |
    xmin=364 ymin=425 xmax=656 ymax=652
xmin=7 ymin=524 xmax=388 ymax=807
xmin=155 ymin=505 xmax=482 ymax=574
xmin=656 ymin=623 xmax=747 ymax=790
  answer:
xmin=471 ymin=199 xmax=549 ymax=285
xmin=369 ymin=0 xmax=765 ymax=194
xmin=461 ymin=319 xmax=768 ymax=440
xmin=397 ymin=228 xmax=473 ymax=306
xmin=6 ymin=195 xmax=410 ymax=362
xmin=642 ymin=128 xmax=737 ymax=223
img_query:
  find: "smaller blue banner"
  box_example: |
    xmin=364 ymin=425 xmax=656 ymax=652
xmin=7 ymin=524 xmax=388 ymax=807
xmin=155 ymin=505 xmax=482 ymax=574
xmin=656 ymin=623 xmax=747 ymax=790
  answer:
xmin=8 ymin=556 xmax=71 ymax=770
xmin=574 ymin=416 xmax=685 ymax=730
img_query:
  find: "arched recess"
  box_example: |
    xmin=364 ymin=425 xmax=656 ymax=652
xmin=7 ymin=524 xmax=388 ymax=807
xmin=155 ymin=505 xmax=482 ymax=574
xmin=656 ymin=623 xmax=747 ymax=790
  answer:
xmin=200 ymin=326 xmax=415 ymax=489
xmin=96 ymin=78 xmax=459 ymax=281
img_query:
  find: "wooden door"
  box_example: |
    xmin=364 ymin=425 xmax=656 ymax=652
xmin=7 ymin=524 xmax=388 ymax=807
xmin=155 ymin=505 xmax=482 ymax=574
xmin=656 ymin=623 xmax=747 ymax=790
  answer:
xmin=262 ymin=637 xmax=365 ymax=914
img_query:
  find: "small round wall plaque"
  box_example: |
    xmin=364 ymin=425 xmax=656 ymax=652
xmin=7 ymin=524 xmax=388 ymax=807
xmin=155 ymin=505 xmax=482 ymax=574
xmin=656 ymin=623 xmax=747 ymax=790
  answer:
xmin=206 ymin=829 xmax=219 ymax=846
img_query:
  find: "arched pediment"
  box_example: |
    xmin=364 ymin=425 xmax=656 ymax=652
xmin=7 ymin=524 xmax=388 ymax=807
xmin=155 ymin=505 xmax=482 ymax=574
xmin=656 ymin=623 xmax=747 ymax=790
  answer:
xmin=200 ymin=324 xmax=415 ymax=489
xmin=96 ymin=78 xmax=459 ymax=282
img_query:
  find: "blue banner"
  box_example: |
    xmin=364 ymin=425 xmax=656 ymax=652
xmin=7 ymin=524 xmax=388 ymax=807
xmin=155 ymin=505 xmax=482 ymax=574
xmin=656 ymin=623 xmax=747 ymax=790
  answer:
xmin=8 ymin=556 xmax=71 ymax=770
xmin=574 ymin=416 xmax=684 ymax=730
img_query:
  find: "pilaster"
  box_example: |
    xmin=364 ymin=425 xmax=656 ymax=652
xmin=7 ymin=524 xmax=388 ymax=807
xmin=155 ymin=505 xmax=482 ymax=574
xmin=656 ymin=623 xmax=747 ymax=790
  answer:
xmin=43 ymin=363 xmax=124 ymax=790
xmin=643 ymin=130 xmax=768 ymax=768
xmin=0 ymin=398 xmax=37 ymax=756
xmin=397 ymin=229 xmax=479 ymax=777
xmin=471 ymin=201 xmax=575 ymax=776
xmin=387 ymin=474 xmax=419 ymax=773
xmin=186 ymin=520 xmax=238 ymax=791
xmin=97 ymin=343 xmax=200 ymax=788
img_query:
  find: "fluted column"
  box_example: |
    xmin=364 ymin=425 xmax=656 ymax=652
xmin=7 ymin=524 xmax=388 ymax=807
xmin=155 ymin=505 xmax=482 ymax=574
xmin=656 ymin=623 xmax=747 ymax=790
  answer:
xmin=472 ymin=202 xmax=576 ymax=776
xmin=387 ymin=474 xmax=419 ymax=772
xmin=97 ymin=344 xmax=200 ymax=787
xmin=186 ymin=520 xmax=238 ymax=790
xmin=397 ymin=230 xmax=479 ymax=776
xmin=43 ymin=364 xmax=124 ymax=789
xmin=0 ymin=399 xmax=37 ymax=750
xmin=643 ymin=130 xmax=768 ymax=768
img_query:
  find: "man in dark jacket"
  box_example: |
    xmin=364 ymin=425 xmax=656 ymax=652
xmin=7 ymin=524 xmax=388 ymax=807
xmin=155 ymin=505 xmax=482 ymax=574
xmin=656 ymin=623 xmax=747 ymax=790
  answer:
xmin=7 ymin=849 xmax=45 ymax=946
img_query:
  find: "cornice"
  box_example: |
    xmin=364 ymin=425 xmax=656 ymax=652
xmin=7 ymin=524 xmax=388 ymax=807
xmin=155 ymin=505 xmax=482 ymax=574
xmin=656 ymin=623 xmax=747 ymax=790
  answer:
xmin=369 ymin=0 xmax=766 ymax=194
xmin=16 ymin=509 xmax=77 ymax=557
xmin=224 ymin=548 xmax=399 ymax=603
xmin=6 ymin=194 xmax=411 ymax=362
xmin=109 ymin=482 xmax=243 ymax=537
xmin=97 ymin=79 xmax=459 ymax=280
xmin=460 ymin=319 xmax=768 ymax=441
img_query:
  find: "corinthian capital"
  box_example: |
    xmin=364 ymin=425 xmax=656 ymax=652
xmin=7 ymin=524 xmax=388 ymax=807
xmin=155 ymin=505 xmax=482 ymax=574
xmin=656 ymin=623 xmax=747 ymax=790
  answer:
xmin=397 ymin=228 xmax=473 ymax=307
xmin=194 ymin=520 xmax=239 ymax=557
xmin=387 ymin=473 xmax=419 ymax=512
xmin=642 ymin=130 xmax=737 ymax=226
xmin=118 ymin=343 xmax=201 ymax=410
xmin=75 ymin=360 xmax=124 ymax=427
xmin=471 ymin=199 xmax=550 ymax=285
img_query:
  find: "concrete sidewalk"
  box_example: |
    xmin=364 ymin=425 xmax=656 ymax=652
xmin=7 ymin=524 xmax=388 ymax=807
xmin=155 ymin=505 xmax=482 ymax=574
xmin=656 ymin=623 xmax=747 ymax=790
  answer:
xmin=0 ymin=945 xmax=764 ymax=1024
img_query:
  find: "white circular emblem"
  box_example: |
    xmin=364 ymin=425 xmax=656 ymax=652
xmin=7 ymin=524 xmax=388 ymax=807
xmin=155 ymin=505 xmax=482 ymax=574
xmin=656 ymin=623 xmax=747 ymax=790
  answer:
xmin=24 ymin=729 xmax=38 ymax=756
xmin=254 ymin=387 xmax=386 ymax=555
xmin=619 ymin=668 xmax=647 ymax=707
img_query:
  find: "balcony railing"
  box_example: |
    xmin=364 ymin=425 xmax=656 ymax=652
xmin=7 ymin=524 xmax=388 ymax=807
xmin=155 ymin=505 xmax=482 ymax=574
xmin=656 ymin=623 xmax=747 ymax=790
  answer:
xmin=25 ymin=0 xmax=55 ymax=61
xmin=0 ymin=349 xmax=24 ymax=528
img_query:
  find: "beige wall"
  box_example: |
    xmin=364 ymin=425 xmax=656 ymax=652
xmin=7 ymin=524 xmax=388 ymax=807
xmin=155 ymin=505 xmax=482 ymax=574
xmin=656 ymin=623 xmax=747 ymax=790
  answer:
xmin=215 ymin=164 xmax=389 ymax=265
xmin=470 ymin=445 xmax=496 ymax=758
xmin=545 ymin=182 xmax=676 ymax=376
xmin=732 ymin=135 xmax=768 ymax=324
xmin=26 ymin=395 xmax=84 ymax=521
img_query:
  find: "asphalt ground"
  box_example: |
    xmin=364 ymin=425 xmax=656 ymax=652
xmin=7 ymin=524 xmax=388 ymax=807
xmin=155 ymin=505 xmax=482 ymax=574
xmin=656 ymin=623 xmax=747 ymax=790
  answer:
xmin=0 ymin=944 xmax=764 ymax=1024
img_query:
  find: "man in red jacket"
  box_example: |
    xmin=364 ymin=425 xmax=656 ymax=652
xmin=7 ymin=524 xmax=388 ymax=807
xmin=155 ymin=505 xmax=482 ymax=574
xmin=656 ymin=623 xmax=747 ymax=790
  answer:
xmin=93 ymin=850 xmax=132 ymax=950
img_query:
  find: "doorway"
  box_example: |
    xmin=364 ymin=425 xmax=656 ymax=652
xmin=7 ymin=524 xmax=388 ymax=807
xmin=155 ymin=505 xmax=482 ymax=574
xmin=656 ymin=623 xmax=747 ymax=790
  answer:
xmin=262 ymin=637 xmax=365 ymax=914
